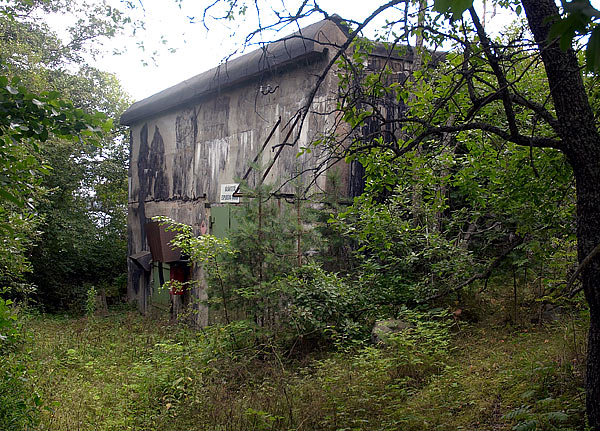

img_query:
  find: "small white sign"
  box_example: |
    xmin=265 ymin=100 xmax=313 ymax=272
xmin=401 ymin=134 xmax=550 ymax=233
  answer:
xmin=220 ymin=183 xmax=240 ymax=203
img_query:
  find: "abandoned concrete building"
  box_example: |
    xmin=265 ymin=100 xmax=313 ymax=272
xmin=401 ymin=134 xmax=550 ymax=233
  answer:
xmin=120 ymin=16 xmax=416 ymax=324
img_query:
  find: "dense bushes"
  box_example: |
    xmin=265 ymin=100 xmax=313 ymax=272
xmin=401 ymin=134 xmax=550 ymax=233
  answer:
xmin=276 ymin=263 xmax=369 ymax=345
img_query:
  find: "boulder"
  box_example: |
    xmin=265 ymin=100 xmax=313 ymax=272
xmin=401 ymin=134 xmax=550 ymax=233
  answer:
xmin=371 ymin=319 xmax=413 ymax=345
xmin=531 ymin=303 xmax=564 ymax=324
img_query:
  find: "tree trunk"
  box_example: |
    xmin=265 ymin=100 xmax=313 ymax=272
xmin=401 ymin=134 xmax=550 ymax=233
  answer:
xmin=521 ymin=0 xmax=600 ymax=428
xmin=574 ymin=168 xmax=600 ymax=430
xmin=410 ymin=0 xmax=427 ymax=227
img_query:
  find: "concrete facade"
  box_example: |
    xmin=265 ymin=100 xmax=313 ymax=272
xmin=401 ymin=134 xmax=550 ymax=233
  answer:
xmin=121 ymin=17 xmax=415 ymax=323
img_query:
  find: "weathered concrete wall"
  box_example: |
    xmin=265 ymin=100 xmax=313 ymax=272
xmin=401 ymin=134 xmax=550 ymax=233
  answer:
xmin=126 ymin=20 xmax=415 ymax=321
xmin=127 ymin=21 xmax=347 ymax=319
xmin=128 ymin=66 xmax=339 ymax=202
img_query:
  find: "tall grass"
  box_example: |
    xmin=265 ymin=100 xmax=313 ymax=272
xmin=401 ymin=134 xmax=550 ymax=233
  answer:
xmin=14 ymin=306 xmax=588 ymax=431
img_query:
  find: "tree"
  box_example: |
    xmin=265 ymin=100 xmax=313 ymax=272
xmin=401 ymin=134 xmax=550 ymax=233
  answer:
xmin=199 ymin=0 xmax=600 ymax=427
xmin=0 ymin=36 xmax=115 ymax=431
xmin=0 ymin=0 xmax=131 ymax=308
xmin=0 ymin=72 xmax=112 ymax=284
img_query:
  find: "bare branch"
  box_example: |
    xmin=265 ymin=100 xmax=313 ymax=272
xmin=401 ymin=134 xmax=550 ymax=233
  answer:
xmin=568 ymin=242 xmax=600 ymax=297
xmin=292 ymin=0 xmax=407 ymax=146
xmin=422 ymin=235 xmax=525 ymax=302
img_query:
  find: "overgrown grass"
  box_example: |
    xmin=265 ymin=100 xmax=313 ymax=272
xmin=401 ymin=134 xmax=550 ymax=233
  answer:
xmin=19 ymin=307 xmax=588 ymax=430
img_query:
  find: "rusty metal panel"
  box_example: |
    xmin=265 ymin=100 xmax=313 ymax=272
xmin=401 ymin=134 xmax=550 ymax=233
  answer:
xmin=144 ymin=221 xmax=181 ymax=262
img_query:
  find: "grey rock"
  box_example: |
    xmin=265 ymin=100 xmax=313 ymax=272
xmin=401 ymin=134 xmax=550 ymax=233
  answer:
xmin=371 ymin=319 xmax=414 ymax=345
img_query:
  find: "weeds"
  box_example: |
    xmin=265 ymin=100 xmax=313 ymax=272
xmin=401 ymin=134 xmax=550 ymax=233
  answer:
xmin=11 ymin=307 xmax=587 ymax=431
xmin=0 ymin=297 xmax=42 ymax=430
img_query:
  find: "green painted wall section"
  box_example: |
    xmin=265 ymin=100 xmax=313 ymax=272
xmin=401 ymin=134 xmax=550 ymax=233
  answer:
xmin=151 ymin=262 xmax=171 ymax=305
xmin=210 ymin=205 xmax=241 ymax=238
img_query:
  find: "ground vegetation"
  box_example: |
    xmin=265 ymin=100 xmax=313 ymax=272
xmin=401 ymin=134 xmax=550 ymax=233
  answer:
xmin=9 ymin=307 xmax=587 ymax=430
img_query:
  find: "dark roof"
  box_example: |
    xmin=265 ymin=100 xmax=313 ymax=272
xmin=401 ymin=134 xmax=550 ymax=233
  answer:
xmin=120 ymin=18 xmax=345 ymax=125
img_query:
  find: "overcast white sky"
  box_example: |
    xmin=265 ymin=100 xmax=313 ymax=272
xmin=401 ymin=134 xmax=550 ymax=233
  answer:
xmin=47 ymin=1 xmax=527 ymax=102
xmin=98 ymin=0 xmax=386 ymax=101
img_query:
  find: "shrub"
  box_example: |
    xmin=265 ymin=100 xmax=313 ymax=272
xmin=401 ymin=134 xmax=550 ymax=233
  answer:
xmin=276 ymin=262 xmax=369 ymax=346
xmin=0 ymin=296 xmax=42 ymax=429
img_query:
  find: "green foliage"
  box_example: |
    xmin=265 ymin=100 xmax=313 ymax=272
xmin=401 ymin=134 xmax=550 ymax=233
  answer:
xmin=276 ymin=262 xmax=368 ymax=345
xmin=6 ymin=308 xmax=585 ymax=430
xmin=0 ymin=72 xmax=113 ymax=287
xmin=222 ymin=184 xmax=298 ymax=319
xmin=201 ymin=182 xmax=319 ymax=325
xmin=155 ymin=193 xmax=357 ymax=344
xmin=30 ymin=133 xmax=129 ymax=311
xmin=154 ymin=215 xmax=234 ymax=315
xmin=0 ymin=75 xmax=111 ymax=152
xmin=433 ymin=0 xmax=600 ymax=72
xmin=307 ymin=314 xmax=452 ymax=429
xmin=0 ymin=296 xmax=20 ymax=350
xmin=0 ymin=1 xmax=131 ymax=310
xmin=154 ymin=216 xmax=233 ymax=266
xmin=0 ymin=353 xmax=43 ymax=430
xmin=85 ymin=284 xmax=97 ymax=317
xmin=386 ymin=308 xmax=453 ymax=373
xmin=332 ymin=190 xmax=476 ymax=304
xmin=328 ymin=26 xmax=577 ymax=309
xmin=500 ymin=361 xmax=584 ymax=430
xmin=433 ymin=0 xmax=476 ymax=20
xmin=0 ymin=1 xmax=130 ymax=310
xmin=0 ymin=298 xmax=42 ymax=429
xmin=156 ymin=187 xmax=368 ymax=347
